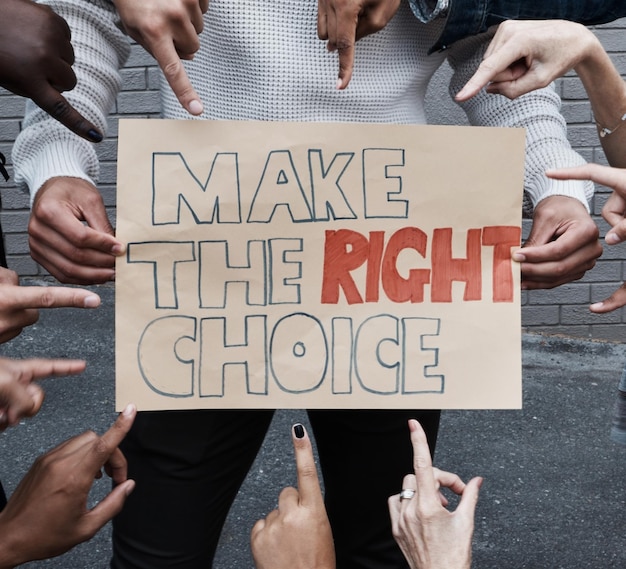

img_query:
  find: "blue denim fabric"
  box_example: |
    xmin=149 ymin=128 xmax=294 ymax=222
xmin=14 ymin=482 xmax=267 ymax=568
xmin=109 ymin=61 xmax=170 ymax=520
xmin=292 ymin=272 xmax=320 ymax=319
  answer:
xmin=409 ymin=0 xmax=626 ymax=52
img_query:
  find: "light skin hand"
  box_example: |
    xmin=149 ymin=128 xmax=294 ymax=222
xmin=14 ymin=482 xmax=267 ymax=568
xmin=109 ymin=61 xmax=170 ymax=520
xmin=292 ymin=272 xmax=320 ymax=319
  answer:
xmin=511 ymin=195 xmax=602 ymax=290
xmin=251 ymin=423 xmax=336 ymax=569
xmin=0 ymin=266 xmax=100 ymax=343
xmin=0 ymin=356 xmax=85 ymax=431
xmin=29 ymin=177 xmax=125 ymax=285
xmin=388 ymin=419 xmax=482 ymax=569
xmin=0 ymin=404 xmax=137 ymax=569
xmin=456 ymin=20 xmax=597 ymax=102
xmin=548 ymin=164 xmax=626 ymax=312
xmin=113 ymin=0 xmax=208 ymax=115
xmin=0 ymin=0 xmax=102 ymax=142
xmin=317 ymin=0 xmax=400 ymax=89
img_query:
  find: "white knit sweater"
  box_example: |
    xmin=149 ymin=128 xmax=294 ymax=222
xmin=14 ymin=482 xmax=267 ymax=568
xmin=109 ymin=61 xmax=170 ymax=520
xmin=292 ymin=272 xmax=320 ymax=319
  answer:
xmin=13 ymin=0 xmax=592 ymax=210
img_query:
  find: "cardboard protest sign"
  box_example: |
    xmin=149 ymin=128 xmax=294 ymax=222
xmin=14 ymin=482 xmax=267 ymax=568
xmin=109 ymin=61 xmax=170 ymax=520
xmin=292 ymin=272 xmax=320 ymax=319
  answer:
xmin=115 ymin=119 xmax=525 ymax=411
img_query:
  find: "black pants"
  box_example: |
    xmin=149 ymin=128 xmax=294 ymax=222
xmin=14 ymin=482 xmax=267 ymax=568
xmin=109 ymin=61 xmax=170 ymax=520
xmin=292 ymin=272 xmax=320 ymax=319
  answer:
xmin=111 ymin=408 xmax=440 ymax=569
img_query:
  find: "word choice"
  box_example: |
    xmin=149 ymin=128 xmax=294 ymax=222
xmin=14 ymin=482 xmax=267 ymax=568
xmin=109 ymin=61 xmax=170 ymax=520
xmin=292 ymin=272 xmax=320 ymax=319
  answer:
xmin=137 ymin=313 xmax=444 ymax=399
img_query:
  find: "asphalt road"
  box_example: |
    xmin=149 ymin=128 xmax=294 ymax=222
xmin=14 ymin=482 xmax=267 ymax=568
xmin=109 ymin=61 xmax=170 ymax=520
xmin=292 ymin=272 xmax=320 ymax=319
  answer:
xmin=1 ymin=282 xmax=625 ymax=568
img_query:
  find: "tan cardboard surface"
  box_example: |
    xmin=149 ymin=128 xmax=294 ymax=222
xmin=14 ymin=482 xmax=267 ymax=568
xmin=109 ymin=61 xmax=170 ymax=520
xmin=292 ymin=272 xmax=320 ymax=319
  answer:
xmin=115 ymin=119 xmax=525 ymax=410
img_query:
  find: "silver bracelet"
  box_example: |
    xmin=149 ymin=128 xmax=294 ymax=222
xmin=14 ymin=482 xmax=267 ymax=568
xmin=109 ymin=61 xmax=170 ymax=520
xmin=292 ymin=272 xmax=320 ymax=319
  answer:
xmin=599 ymin=112 xmax=626 ymax=137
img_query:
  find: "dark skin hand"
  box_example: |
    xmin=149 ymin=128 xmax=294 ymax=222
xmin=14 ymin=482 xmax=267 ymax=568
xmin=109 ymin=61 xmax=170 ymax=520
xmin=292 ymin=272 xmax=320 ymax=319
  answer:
xmin=28 ymin=177 xmax=125 ymax=285
xmin=514 ymin=195 xmax=602 ymax=290
xmin=0 ymin=405 xmax=136 ymax=568
xmin=317 ymin=0 xmax=400 ymax=89
xmin=0 ymin=0 xmax=102 ymax=142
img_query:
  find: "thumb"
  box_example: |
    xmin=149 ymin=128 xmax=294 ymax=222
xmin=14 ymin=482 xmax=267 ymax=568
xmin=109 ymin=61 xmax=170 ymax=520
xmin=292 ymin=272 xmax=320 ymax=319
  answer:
xmin=590 ymin=284 xmax=626 ymax=314
xmin=82 ymin=205 xmax=116 ymax=236
xmin=2 ymin=382 xmax=44 ymax=426
xmin=521 ymin=217 xmax=553 ymax=250
xmin=457 ymin=476 xmax=482 ymax=518
xmin=82 ymin=479 xmax=135 ymax=536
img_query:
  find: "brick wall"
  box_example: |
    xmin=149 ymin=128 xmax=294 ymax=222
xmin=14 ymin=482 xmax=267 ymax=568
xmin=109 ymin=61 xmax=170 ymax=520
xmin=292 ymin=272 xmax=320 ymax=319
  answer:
xmin=1 ymin=17 xmax=625 ymax=340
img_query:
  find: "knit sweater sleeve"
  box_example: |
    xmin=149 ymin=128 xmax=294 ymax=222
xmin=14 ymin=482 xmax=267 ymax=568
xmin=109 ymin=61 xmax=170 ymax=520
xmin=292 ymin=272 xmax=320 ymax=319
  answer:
xmin=12 ymin=0 xmax=130 ymax=202
xmin=445 ymin=30 xmax=594 ymax=213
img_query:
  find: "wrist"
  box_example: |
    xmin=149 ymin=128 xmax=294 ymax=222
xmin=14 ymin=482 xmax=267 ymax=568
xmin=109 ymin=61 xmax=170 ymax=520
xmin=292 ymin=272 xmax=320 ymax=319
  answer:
xmin=0 ymin=515 xmax=22 ymax=569
xmin=573 ymin=27 xmax=605 ymax=80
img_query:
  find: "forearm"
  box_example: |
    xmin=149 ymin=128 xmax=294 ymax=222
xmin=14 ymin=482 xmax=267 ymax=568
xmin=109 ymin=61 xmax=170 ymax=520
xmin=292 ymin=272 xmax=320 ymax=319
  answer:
xmin=12 ymin=0 xmax=130 ymax=202
xmin=574 ymin=31 xmax=626 ymax=168
xmin=448 ymin=32 xmax=593 ymax=210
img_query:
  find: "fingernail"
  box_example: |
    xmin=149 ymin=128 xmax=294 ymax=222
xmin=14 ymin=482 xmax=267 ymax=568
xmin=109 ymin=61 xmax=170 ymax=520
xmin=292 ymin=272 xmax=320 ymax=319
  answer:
xmin=606 ymin=233 xmax=620 ymax=245
xmin=512 ymin=251 xmax=525 ymax=262
xmin=293 ymin=423 xmax=305 ymax=438
xmin=336 ymin=78 xmax=343 ymax=90
xmin=88 ymin=129 xmax=103 ymax=143
xmin=84 ymin=294 xmax=101 ymax=308
xmin=590 ymin=302 xmax=604 ymax=311
xmin=123 ymin=403 xmax=136 ymax=417
xmin=188 ymin=100 xmax=203 ymax=115
xmin=125 ymin=480 xmax=136 ymax=495
xmin=112 ymin=243 xmax=126 ymax=255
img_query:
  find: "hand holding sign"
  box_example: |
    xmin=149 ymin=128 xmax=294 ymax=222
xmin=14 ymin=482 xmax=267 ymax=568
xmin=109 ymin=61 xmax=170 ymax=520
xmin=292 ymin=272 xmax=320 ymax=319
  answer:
xmin=0 ymin=0 xmax=103 ymax=143
xmin=114 ymin=0 xmax=208 ymax=116
xmin=29 ymin=177 xmax=125 ymax=285
xmin=512 ymin=195 xmax=601 ymax=290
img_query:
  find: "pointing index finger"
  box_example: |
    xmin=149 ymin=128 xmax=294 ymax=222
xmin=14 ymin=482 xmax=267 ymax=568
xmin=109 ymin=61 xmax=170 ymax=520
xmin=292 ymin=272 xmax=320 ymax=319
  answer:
xmin=32 ymin=85 xmax=103 ymax=143
xmin=456 ymin=46 xmax=523 ymax=101
xmin=409 ymin=419 xmax=440 ymax=506
xmin=333 ymin=5 xmax=357 ymax=90
xmin=152 ymin=37 xmax=203 ymax=115
xmin=292 ymin=424 xmax=324 ymax=507
xmin=5 ymin=285 xmax=101 ymax=311
xmin=92 ymin=404 xmax=137 ymax=467
xmin=547 ymin=164 xmax=626 ymax=191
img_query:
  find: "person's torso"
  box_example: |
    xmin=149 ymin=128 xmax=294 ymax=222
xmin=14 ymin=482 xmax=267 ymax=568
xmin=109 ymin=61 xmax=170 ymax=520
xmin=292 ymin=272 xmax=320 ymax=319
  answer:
xmin=160 ymin=0 xmax=447 ymax=124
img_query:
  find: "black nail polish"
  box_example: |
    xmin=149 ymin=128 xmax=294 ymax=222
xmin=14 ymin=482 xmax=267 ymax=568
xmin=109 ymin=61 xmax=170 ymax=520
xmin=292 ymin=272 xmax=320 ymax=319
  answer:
xmin=294 ymin=424 xmax=305 ymax=439
xmin=88 ymin=129 xmax=103 ymax=143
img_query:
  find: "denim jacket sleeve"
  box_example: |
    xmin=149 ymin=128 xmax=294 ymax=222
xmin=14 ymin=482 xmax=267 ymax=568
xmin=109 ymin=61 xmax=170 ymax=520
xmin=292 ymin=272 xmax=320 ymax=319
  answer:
xmin=409 ymin=0 xmax=626 ymax=53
